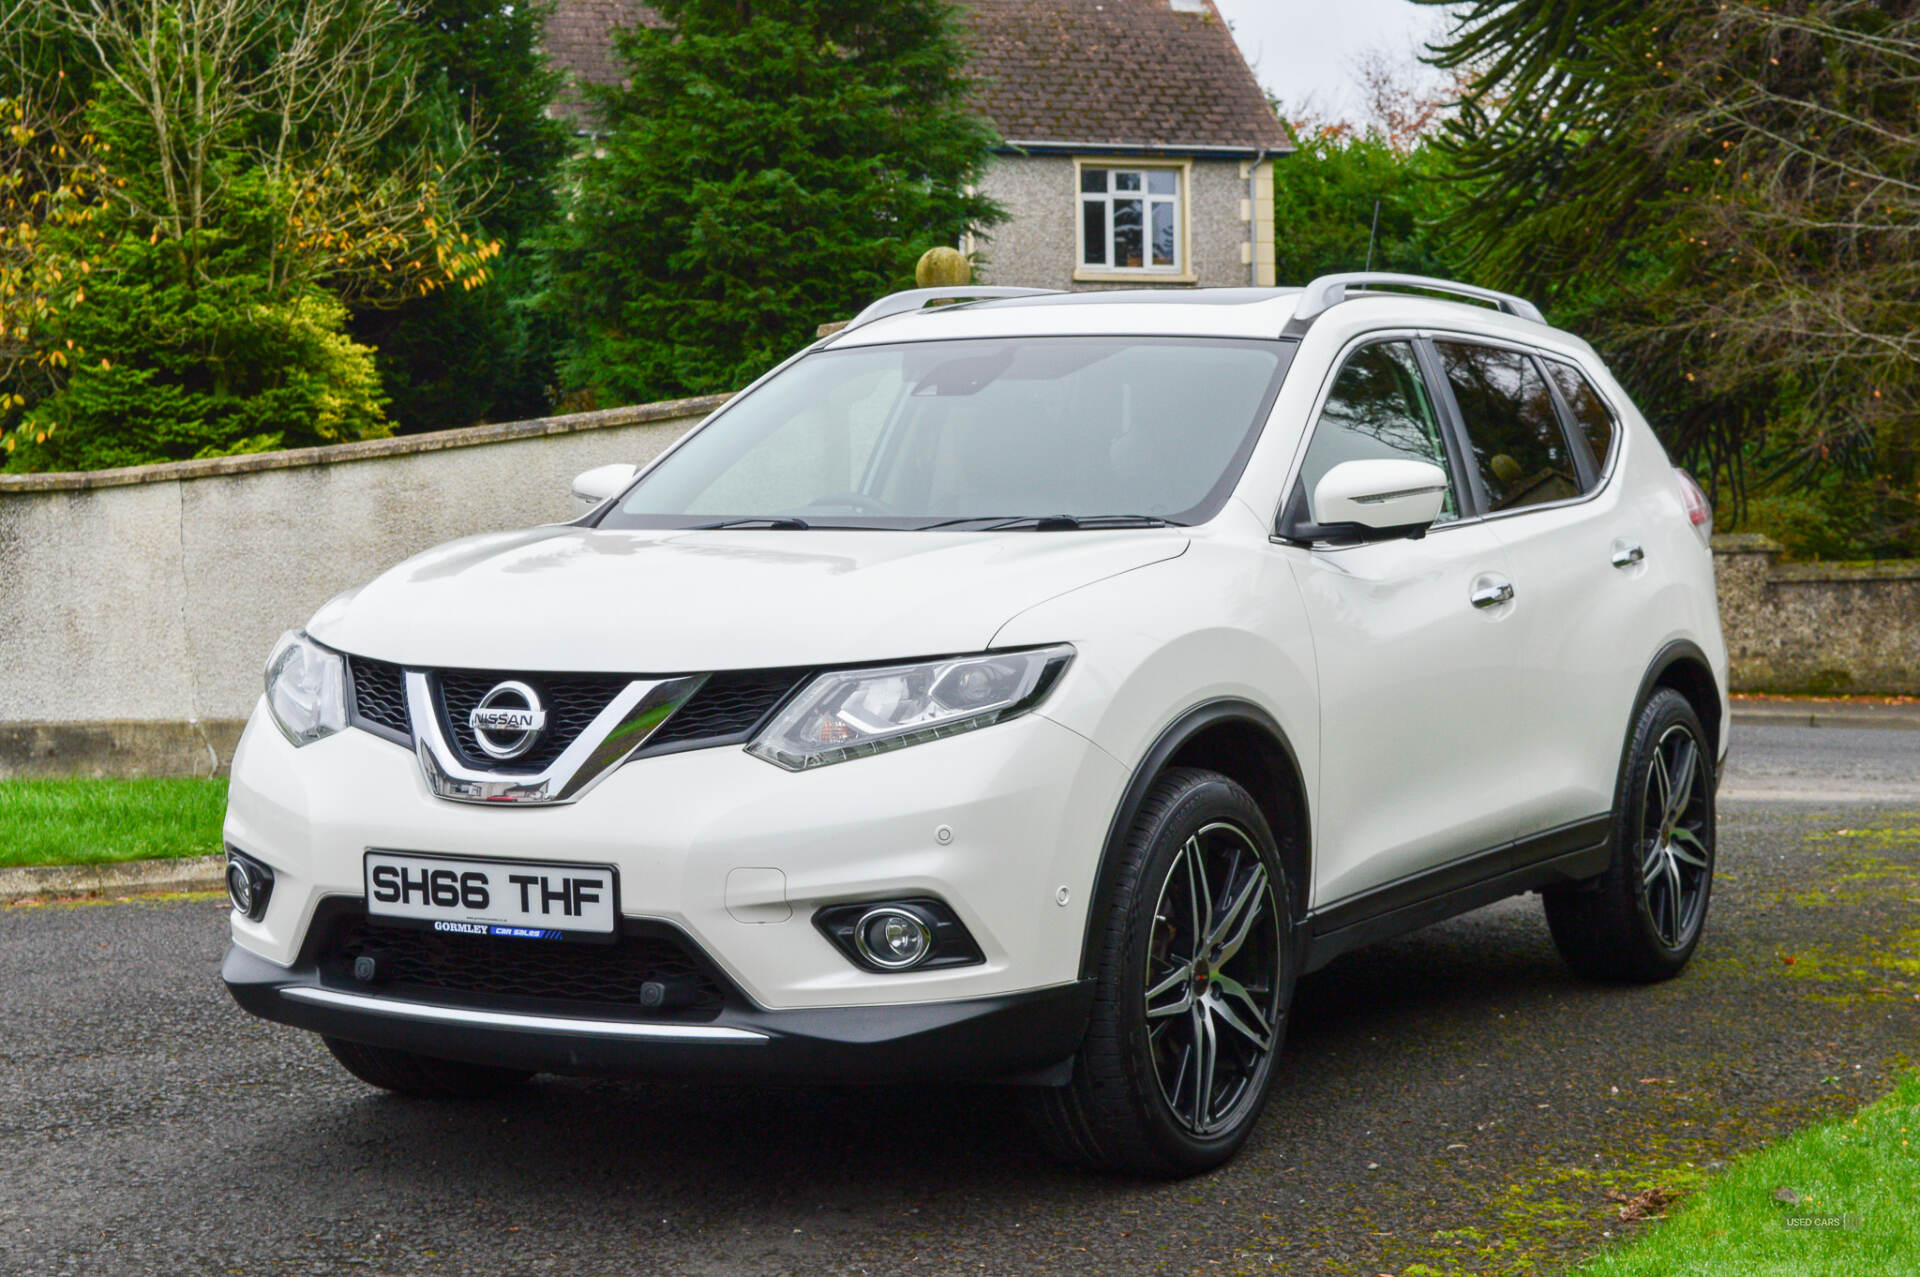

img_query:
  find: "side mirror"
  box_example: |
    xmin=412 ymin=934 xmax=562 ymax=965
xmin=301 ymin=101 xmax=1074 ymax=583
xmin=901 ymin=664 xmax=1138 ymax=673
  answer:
xmin=1313 ymin=459 xmax=1449 ymax=531
xmin=571 ymin=463 xmax=637 ymax=518
xmin=1280 ymin=459 xmax=1449 ymax=544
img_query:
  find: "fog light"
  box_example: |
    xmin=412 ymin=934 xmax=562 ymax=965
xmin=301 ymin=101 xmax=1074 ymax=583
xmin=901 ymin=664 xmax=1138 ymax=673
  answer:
xmin=854 ymin=907 xmax=933 ymax=970
xmin=225 ymin=851 xmax=273 ymax=921
xmin=814 ymin=897 xmax=984 ymax=973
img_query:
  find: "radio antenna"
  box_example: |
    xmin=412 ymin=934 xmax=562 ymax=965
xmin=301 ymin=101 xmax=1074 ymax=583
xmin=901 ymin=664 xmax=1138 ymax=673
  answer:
xmin=1364 ymin=199 xmax=1382 ymax=272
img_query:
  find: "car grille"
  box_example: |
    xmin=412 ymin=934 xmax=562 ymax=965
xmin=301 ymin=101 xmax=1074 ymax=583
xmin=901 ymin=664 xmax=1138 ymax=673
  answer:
xmin=342 ymin=657 xmax=808 ymax=766
xmin=346 ymin=657 xmax=410 ymax=743
xmin=321 ymin=912 xmax=730 ymax=1021
xmin=433 ymin=670 xmax=630 ymax=772
xmin=646 ymin=667 xmax=805 ymax=751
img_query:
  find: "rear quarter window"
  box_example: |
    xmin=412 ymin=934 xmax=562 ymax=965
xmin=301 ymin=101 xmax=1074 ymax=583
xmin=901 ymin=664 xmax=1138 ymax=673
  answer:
xmin=1544 ymin=360 xmax=1619 ymax=478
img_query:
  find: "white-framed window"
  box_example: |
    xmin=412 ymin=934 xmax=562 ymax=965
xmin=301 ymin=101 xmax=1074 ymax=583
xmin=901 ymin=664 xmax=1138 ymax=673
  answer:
xmin=1078 ymin=165 xmax=1184 ymax=274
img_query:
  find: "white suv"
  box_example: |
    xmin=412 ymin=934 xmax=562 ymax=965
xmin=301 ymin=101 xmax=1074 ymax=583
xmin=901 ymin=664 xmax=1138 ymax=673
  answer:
xmin=223 ymin=275 xmax=1729 ymax=1177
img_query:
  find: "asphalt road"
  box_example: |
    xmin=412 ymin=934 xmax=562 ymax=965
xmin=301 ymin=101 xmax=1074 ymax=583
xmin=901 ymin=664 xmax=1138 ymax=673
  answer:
xmin=1719 ymin=720 xmax=1920 ymax=803
xmin=4 ymin=722 xmax=1917 ymax=1276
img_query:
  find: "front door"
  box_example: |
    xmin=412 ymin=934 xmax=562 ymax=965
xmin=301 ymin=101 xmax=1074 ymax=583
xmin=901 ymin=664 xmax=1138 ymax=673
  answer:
xmin=1284 ymin=338 xmax=1526 ymax=908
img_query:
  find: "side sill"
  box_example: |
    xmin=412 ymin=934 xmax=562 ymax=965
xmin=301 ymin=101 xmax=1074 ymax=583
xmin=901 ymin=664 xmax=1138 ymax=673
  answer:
xmin=1301 ymin=814 xmax=1611 ymax=974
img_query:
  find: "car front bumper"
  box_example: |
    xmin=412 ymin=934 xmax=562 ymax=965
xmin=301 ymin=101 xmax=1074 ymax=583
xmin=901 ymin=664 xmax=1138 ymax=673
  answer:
xmin=222 ymin=694 xmax=1126 ymax=1073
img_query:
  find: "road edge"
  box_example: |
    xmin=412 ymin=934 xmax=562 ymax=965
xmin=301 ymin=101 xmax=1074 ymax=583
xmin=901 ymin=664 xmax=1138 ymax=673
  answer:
xmin=1732 ymin=704 xmax=1920 ymax=731
xmin=2 ymin=854 xmax=225 ymax=904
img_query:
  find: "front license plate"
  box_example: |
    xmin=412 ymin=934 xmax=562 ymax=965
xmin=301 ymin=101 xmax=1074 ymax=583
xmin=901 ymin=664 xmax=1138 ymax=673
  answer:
xmin=364 ymin=851 xmax=617 ymax=941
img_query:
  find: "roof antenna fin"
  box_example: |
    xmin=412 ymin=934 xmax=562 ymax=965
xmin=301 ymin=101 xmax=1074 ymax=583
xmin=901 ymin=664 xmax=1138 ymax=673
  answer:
xmin=1364 ymin=199 xmax=1382 ymax=272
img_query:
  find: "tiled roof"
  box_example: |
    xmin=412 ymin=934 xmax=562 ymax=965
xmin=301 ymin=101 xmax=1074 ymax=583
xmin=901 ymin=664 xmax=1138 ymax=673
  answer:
xmin=964 ymin=0 xmax=1287 ymax=152
xmin=543 ymin=0 xmax=666 ymax=127
xmin=544 ymin=0 xmax=1288 ymax=152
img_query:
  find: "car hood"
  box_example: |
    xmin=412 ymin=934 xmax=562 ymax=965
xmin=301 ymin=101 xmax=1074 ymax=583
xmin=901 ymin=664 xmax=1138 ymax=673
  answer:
xmin=307 ymin=526 xmax=1188 ymax=671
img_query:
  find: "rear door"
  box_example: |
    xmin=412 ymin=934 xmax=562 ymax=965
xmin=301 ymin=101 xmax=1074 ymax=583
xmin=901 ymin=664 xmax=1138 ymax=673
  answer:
xmin=1284 ymin=337 xmax=1527 ymax=907
xmin=1426 ymin=338 xmax=1645 ymax=844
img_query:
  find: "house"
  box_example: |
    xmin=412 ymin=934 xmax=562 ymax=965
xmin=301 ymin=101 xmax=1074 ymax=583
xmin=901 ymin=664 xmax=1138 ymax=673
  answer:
xmin=542 ymin=0 xmax=1289 ymax=290
xmin=962 ymin=0 xmax=1289 ymax=290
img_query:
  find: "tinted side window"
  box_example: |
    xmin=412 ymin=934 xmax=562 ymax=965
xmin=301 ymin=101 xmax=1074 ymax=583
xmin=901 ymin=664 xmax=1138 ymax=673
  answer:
xmin=1434 ymin=341 xmax=1580 ymax=512
xmin=1545 ymin=360 xmax=1617 ymax=478
xmin=1300 ymin=340 xmax=1459 ymax=524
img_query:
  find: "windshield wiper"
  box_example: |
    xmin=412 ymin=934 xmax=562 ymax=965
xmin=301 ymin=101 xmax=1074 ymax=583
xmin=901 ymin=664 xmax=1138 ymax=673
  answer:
xmin=685 ymin=517 xmax=811 ymax=530
xmin=919 ymin=514 xmax=1177 ymax=531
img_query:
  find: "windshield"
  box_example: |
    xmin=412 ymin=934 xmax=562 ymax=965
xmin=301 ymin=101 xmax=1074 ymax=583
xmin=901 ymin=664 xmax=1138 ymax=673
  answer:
xmin=597 ymin=336 xmax=1295 ymax=530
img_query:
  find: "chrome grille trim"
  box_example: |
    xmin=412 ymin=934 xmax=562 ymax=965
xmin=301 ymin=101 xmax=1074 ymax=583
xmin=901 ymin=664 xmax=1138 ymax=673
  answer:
xmin=406 ymin=671 xmax=706 ymax=806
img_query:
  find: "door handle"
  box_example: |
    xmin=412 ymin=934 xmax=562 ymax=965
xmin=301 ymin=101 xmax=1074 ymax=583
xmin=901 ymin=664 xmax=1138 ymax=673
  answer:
xmin=1470 ymin=580 xmax=1515 ymax=609
xmin=1611 ymin=542 xmax=1646 ymax=569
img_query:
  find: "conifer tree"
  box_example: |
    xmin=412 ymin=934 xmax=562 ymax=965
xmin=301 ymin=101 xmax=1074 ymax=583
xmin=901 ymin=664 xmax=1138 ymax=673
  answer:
xmin=354 ymin=0 xmax=573 ymax=432
xmin=542 ymin=0 xmax=1001 ymax=404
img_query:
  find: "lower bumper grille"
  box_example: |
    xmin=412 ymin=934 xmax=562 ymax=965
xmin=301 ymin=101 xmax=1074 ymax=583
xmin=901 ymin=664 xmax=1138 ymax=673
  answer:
xmin=318 ymin=910 xmax=730 ymax=1022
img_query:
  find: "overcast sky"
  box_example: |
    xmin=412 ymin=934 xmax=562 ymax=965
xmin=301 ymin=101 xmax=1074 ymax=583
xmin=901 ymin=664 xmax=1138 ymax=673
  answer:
xmin=1212 ymin=0 xmax=1461 ymax=123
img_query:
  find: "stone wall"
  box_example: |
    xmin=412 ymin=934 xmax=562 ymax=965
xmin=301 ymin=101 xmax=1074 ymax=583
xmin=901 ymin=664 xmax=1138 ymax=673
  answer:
xmin=1713 ymin=534 xmax=1920 ymax=695
xmin=0 ymin=396 xmax=723 ymax=777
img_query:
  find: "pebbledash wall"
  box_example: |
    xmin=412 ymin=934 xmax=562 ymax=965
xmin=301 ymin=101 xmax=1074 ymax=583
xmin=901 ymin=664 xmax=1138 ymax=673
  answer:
xmin=0 ymin=395 xmax=724 ymax=778
xmin=971 ymin=154 xmax=1274 ymax=291
xmin=1711 ymin=534 xmax=1920 ymax=697
xmin=1 ymin=411 xmax=1916 ymax=778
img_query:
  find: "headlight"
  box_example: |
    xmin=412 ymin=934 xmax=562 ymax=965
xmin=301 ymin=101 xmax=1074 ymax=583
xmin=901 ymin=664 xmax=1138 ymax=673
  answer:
xmin=263 ymin=629 xmax=347 ymax=747
xmin=747 ymin=646 xmax=1073 ymax=771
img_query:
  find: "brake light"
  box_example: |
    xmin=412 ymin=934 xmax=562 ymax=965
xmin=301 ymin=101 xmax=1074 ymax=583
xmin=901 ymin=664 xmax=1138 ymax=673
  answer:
xmin=1675 ymin=469 xmax=1712 ymax=540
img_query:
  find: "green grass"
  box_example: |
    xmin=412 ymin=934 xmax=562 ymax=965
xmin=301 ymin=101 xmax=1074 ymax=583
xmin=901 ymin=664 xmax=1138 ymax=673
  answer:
xmin=0 ymin=778 xmax=228 ymax=868
xmin=1571 ymin=1074 xmax=1920 ymax=1276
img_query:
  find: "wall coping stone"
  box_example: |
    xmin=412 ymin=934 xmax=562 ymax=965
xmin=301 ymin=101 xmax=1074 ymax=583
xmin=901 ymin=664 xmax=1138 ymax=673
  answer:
xmin=0 ymin=393 xmax=731 ymax=495
xmin=1770 ymin=559 xmax=1920 ymax=584
xmin=1710 ymin=533 xmax=1785 ymax=554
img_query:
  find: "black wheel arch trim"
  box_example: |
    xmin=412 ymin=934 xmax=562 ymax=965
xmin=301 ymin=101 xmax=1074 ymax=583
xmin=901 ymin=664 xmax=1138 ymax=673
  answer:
xmin=1077 ymin=698 xmax=1310 ymax=982
xmin=1631 ymin=639 xmax=1724 ymax=777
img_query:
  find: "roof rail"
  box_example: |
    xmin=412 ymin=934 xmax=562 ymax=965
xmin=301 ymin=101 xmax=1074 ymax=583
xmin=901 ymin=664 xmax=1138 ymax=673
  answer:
xmin=840 ymin=286 xmax=1062 ymax=334
xmin=1290 ymin=273 xmax=1546 ymax=326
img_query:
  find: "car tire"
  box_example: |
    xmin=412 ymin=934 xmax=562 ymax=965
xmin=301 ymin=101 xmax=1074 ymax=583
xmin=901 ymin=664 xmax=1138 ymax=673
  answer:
xmin=1543 ymin=688 xmax=1716 ymax=983
xmin=323 ymin=1037 xmax=533 ymax=1099
xmin=1029 ymin=767 xmax=1295 ymax=1178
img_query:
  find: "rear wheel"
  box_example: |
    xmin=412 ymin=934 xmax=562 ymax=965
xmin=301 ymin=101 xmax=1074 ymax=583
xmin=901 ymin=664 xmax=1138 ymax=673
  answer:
xmin=323 ymin=1037 xmax=533 ymax=1099
xmin=1029 ymin=768 xmax=1294 ymax=1177
xmin=1543 ymin=688 xmax=1716 ymax=982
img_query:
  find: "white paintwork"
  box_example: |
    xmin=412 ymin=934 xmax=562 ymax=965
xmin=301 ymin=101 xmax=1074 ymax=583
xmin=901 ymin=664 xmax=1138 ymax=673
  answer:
xmin=1311 ymin=459 xmax=1449 ymax=530
xmin=225 ymin=697 xmax=1127 ymax=1008
xmin=305 ymin=527 xmax=1188 ymax=671
xmin=230 ymin=285 xmax=1731 ymax=1041
xmin=570 ymin=462 xmax=637 ymax=517
xmin=1285 ymin=524 xmax=1525 ymax=902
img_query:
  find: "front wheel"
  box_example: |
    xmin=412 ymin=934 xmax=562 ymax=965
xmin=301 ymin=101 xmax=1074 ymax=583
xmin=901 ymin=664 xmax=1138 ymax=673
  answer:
xmin=1029 ymin=768 xmax=1294 ymax=1177
xmin=1543 ymin=688 xmax=1716 ymax=982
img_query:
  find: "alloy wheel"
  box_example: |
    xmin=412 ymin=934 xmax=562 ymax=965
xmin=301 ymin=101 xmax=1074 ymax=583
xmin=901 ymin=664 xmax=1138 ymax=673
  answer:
xmin=1640 ymin=723 xmax=1711 ymax=948
xmin=1143 ymin=821 xmax=1285 ymax=1137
